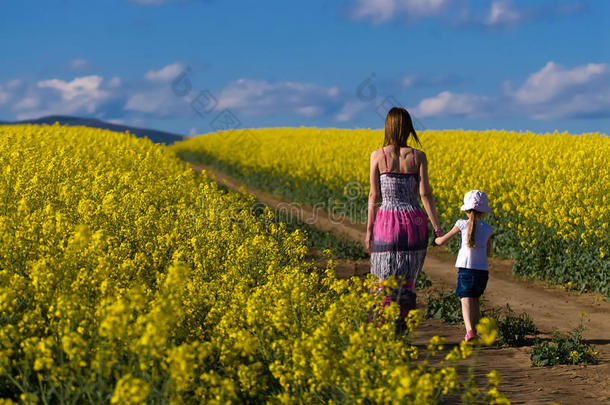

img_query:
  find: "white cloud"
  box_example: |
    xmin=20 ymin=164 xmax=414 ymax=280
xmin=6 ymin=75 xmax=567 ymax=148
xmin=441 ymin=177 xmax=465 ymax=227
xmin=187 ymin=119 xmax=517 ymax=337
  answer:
xmin=328 ymin=86 xmax=340 ymax=97
xmin=6 ymin=79 xmax=22 ymax=90
xmin=108 ymin=77 xmax=122 ymax=88
xmin=123 ymin=64 xmax=195 ymax=116
xmin=412 ymin=91 xmax=491 ymax=118
xmin=484 ymin=0 xmax=523 ymax=27
xmin=124 ymin=88 xmax=173 ymax=114
xmin=410 ymin=61 xmax=610 ymax=120
xmin=528 ymin=91 xmax=610 ymax=120
xmin=296 ymin=106 xmax=322 ymax=117
xmin=0 ymin=79 xmax=24 ymax=105
xmin=123 ymin=72 xmax=189 ymax=117
xmin=348 ymin=0 xmax=453 ymax=23
xmin=514 ymin=61 xmax=608 ymax=104
xmin=215 ymin=78 xmax=341 ymax=117
xmin=7 ymin=71 xmax=342 ymax=123
xmin=334 ymin=101 xmax=368 ymax=122
xmin=402 ymin=76 xmax=416 ymax=87
xmin=346 ymin=0 xmax=584 ymax=28
xmin=144 ymin=62 xmax=184 ymax=82
xmin=37 ymin=75 xmax=108 ymax=101
xmin=401 ymin=74 xmax=460 ymax=88
xmin=0 ymin=86 xmax=9 ymax=105
xmin=480 ymin=0 xmax=584 ymax=29
xmin=511 ymin=61 xmax=610 ymax=119
xmin=14 ymin=96 xmax=40 ymax=110
xmin=14 ymin=75 xmax=119 ymax=120
xmin=7 ymin=58 xmax=607 ymax=127
xmin=7 ymin=63 xmax=189 ymax=121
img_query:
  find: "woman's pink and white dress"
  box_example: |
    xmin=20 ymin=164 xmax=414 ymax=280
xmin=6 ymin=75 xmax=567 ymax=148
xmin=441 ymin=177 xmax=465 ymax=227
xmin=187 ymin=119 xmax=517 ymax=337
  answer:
xmin=370 ymin=148 xmax=428 ymax=291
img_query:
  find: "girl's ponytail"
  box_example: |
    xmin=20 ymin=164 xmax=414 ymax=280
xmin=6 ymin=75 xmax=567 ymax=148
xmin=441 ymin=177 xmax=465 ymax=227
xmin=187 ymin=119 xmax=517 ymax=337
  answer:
xmin=467 ymin=210 xmax=478 ymax=248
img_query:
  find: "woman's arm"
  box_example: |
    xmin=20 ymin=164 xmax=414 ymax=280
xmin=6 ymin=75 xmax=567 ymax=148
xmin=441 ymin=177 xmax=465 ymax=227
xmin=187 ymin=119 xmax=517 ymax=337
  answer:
xmin=435 ymin=225 xmax=460 ymax=246
xmin=487 ymin=235 xmax=492 ymax=257
xmin=418 ymin=151 xmax=442 ymax=233
xmin=365 ymin=150 xmax=382 ymax=251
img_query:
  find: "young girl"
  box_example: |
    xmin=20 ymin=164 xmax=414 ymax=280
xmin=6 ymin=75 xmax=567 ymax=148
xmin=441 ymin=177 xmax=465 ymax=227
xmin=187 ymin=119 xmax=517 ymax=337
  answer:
xmin=434 ymin=190 xmax=493 ymax=342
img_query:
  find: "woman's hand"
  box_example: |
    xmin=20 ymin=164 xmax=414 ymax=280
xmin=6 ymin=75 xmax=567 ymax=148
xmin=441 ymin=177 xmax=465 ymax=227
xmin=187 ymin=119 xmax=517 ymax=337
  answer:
xmin=432 ymin=228 xmax=445 ymax=246
xmin=365 ymin=230 xmax=372 ymax=252
xmin=430 ymin=228 xmax=443 ymax=246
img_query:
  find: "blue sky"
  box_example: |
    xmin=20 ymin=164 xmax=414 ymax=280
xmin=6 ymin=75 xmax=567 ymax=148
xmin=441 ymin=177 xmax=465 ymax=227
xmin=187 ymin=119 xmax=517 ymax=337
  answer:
xmin=1 ymin=0 xmax=609 ymax=136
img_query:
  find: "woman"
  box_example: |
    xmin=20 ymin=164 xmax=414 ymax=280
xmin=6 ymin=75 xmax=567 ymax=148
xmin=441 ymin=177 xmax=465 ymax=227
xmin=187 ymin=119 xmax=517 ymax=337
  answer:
xmin=365 ymin=107 xmax=443 ymax=293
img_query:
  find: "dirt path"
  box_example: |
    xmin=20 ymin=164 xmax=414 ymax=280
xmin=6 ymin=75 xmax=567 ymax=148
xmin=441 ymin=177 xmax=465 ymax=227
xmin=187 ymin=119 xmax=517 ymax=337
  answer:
xmin=188 ymin=161 xmax=610 ymax=404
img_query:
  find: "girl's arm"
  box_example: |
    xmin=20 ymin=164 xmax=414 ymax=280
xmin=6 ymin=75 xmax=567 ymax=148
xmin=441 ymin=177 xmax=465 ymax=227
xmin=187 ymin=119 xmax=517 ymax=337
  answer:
xmin=365 ymin=150 xmax=382 ymax=251
xmin=435 ymin=225 xmax=460 ymax=246
xmin=418 ymin=151 xmax=442 ymax=233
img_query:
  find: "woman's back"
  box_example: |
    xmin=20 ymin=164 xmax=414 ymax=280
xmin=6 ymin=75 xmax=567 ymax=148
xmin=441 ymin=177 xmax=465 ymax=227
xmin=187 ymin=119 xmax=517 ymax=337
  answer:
xmin=378 ymin=146 xmax=421 ymax=207
xmin=378 ymin=146 xmax=419 ymax=174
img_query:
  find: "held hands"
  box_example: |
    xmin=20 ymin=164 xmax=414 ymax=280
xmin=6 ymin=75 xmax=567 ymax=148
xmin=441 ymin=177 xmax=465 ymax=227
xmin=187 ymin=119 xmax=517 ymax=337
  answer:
xmin=433 ymin=227 xmax=444 ymax=246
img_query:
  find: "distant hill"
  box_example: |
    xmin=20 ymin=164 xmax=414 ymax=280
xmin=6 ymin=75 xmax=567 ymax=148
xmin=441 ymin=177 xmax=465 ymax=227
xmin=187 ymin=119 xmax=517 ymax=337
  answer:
xmin=0 ymin=115 xmax=185 ymax=145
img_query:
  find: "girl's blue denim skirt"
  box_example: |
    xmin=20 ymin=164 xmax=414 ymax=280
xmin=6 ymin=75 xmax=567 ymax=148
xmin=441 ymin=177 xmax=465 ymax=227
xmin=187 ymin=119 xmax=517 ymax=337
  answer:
xmin=455 ymin=268 xmax=488 ymax=298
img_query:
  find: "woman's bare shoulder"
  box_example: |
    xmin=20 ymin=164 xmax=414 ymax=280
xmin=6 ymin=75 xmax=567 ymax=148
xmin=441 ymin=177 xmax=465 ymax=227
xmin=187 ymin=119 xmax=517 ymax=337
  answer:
xmin=412 ymin=148 xmax=427 ymax=161
xmin=370 ymin=148 xmax=383 ymax=165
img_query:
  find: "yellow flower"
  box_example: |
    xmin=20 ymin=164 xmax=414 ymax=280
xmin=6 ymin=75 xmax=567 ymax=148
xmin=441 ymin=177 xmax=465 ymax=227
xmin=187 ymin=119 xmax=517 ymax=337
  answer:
xmin=568 ymin=350 xmax=580 ymax=362
xmin=459 ymin=341 xmax=473 ymax=359
xmin=111 ymin=374 xmax=150 ymax=404
xmin=486 ymin=370 xmax=502 ymax=386
xmin=476 ymin=317 xmax=498 ymax=346
xmin=444 ymin=346 xmax=461 ymax=362
xmin=427 ymin=335 xmax=445 ymax=351
xmin=486 ymin=386 xmax=511 ymax=404
xmin=18 ymin=394 xmax=38 ymax=405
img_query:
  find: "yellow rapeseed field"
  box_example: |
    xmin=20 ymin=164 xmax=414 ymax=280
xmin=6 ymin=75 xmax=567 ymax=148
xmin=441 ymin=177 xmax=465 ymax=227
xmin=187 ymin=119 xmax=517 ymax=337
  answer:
xmin=0 ymin=124 xmax=505 ymax=404
xmin=170 ymin=128 xmax=610 ymax=295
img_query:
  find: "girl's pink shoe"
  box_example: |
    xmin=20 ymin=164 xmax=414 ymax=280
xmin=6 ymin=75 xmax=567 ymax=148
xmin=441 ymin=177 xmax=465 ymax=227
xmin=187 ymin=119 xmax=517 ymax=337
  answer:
xmin=464 ymin=330 xmax=478 ymax=342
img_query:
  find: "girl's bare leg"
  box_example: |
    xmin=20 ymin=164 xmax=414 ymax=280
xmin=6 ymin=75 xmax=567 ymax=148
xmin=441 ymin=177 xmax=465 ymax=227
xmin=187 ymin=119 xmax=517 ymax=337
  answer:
xmin=461 ymin=297 xmax=474 ymax=332
xmin=472 ymin=296 xmax=481 ymax=331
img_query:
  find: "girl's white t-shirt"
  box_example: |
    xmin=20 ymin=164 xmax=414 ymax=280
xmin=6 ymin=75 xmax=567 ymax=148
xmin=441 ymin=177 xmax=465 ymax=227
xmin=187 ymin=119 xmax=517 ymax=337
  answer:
xmin=454 ymin=219 xmax=493 ymax=271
